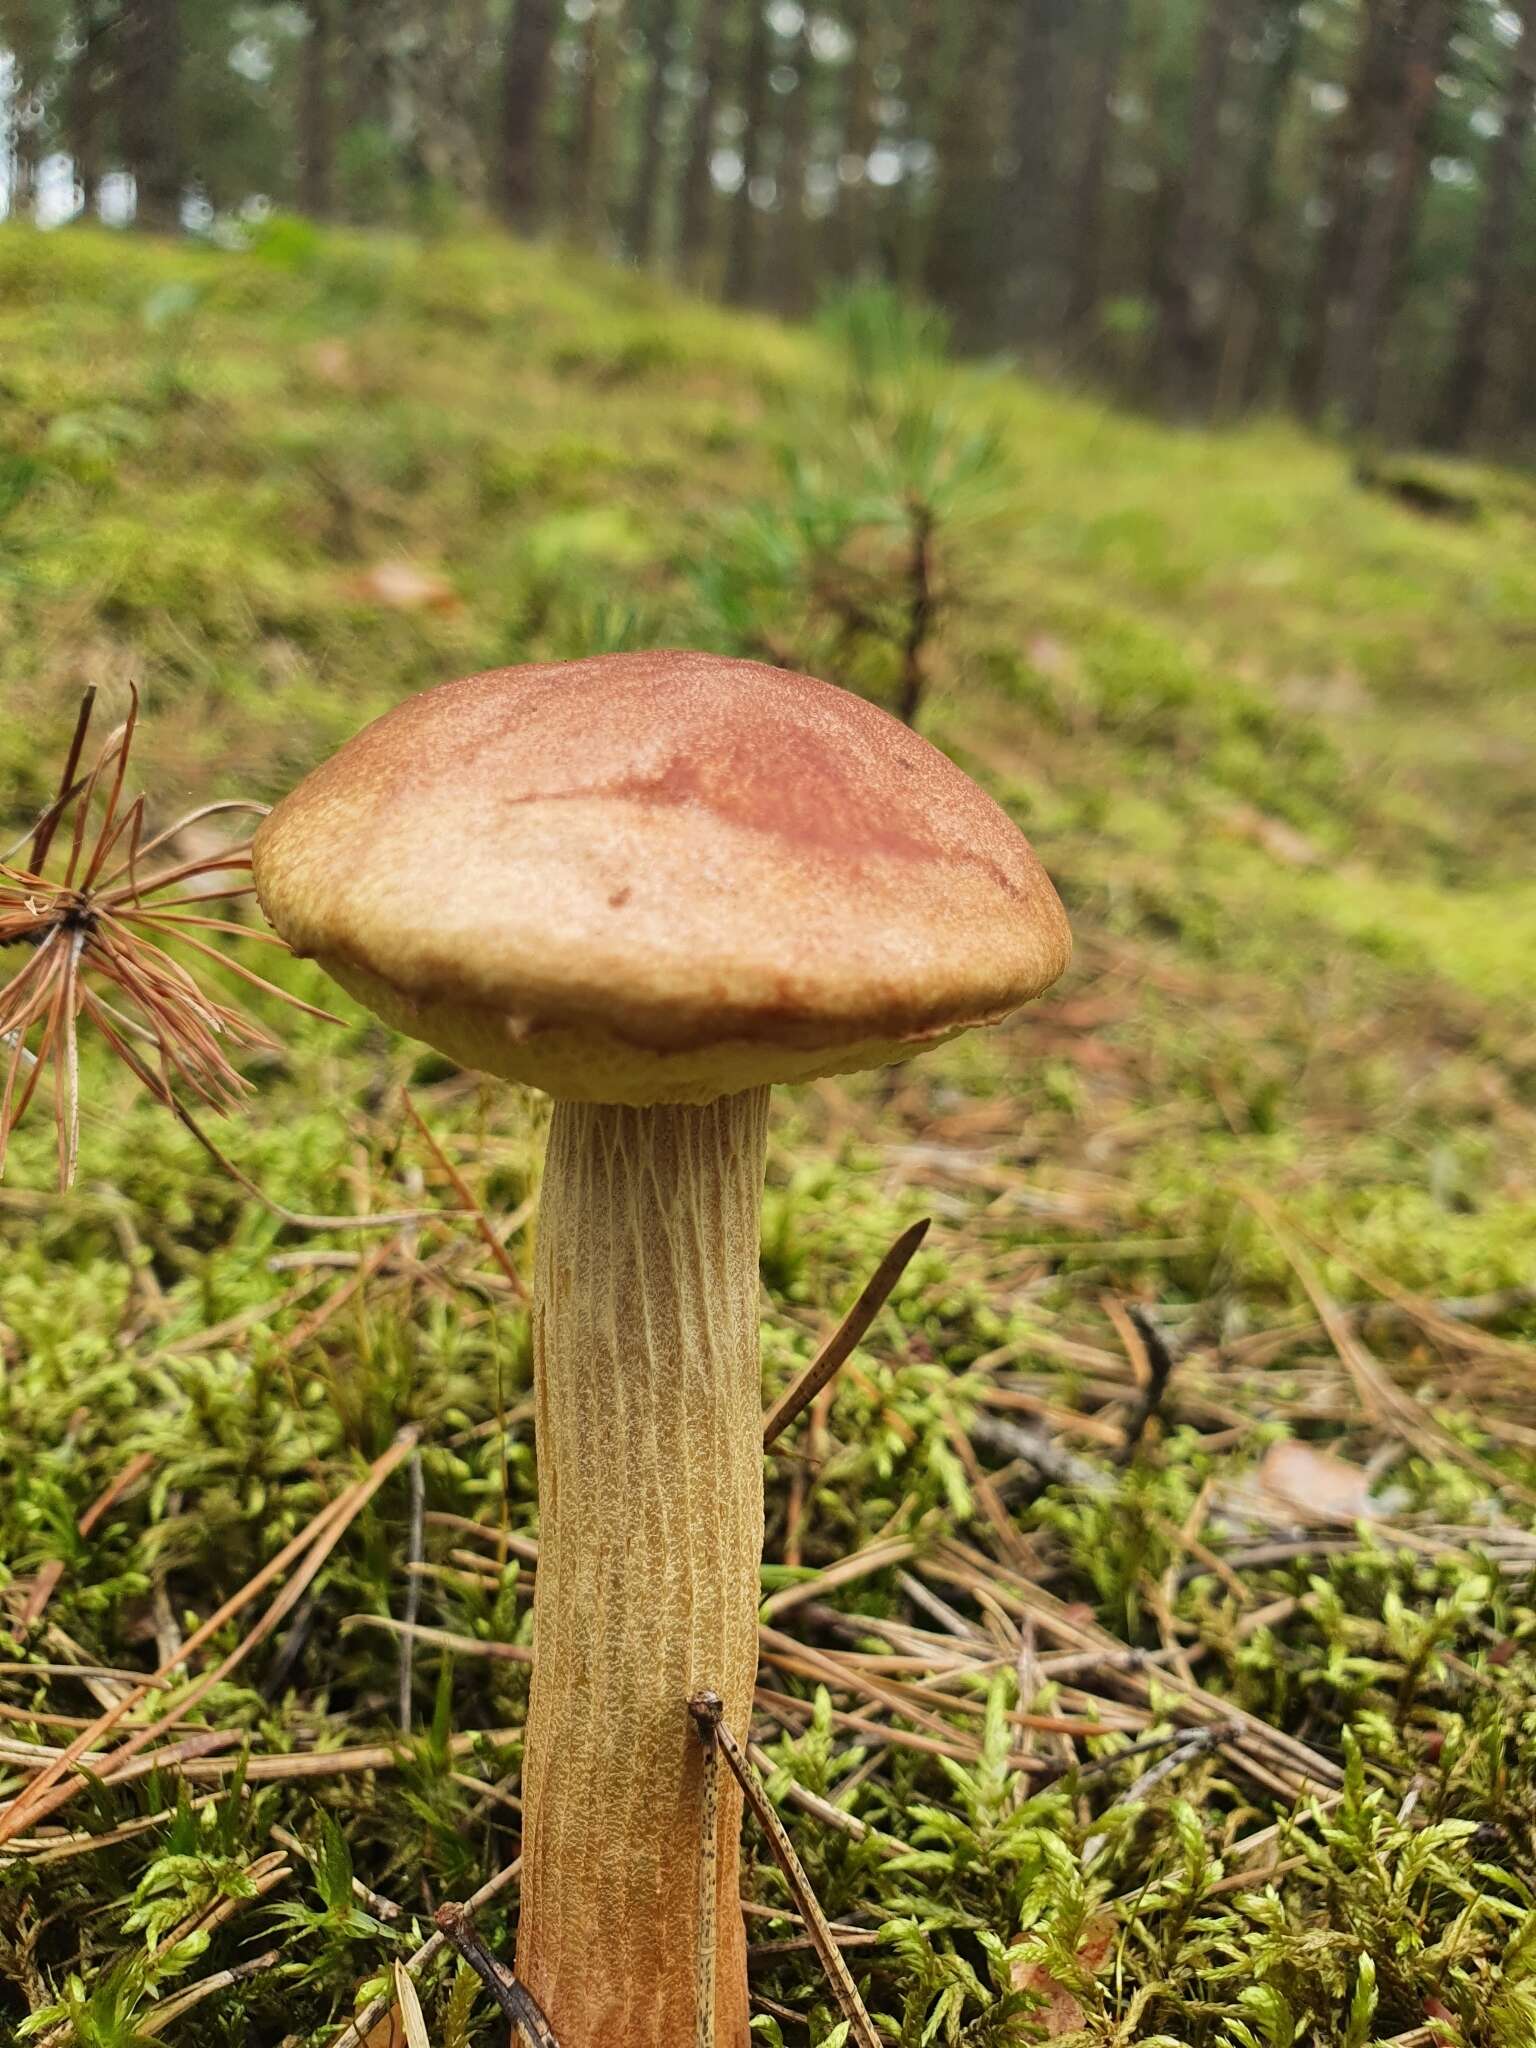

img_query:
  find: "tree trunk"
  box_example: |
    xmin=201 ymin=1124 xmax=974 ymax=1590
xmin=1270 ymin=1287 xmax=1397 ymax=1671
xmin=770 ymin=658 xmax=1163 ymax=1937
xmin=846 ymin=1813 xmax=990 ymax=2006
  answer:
xmin=896 ymin=0 xmax=943 ymax=293
xmin=1428 ymin=0 xmax=1535 ymax=447
xmin=723 ymin=0 xmax=772 ymax=304
xmin=1160 ymin=0 xmax=1243 ymax=412
xmin=1217 ymin=0 xmax=1305 ymax=409
xmin=1291 ymin=0 xmax=1402 ymax=417
xmin=412 ymin=0 xmax=491 ymax=205
xmin=830 ymin=0 xmax=880 ymax=279
xmin=341 ymin=0 xmax=378 ymax=132
xmin=118 ymin=0 xmax=183 ymax=232
xmin=1066 ymin=0 xmax=1131 ymax=335
xmin=1008 ymin=0 xmax=1072 ymax=345
xmin=500 ymin=0 xmax=562 ymax=229
xmin=626 ymin=0 xmax=684 ymax=263
xmin=572 ymin=0 xmax=626 ymax=248
xmin=299 ymin=0 xmax=335 ymax=218
xmin=923 ymin=0 xmax=1011 ymax=340
xmin=677 ymin=0 xmax=731 ymax=279
xmin=771 ymin=24 xmax=815 ymax=313
xmin=69 ymin=2 xmax=107 ymax=219
xmin=1336 ymin=0 xmax=1452 ymax=433
xmin=516 ymin=1092 xmax=767 ymax=2048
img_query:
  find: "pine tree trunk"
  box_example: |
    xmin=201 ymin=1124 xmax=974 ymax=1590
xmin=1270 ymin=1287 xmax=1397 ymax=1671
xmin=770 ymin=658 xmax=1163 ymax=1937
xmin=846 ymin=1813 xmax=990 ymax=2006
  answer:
xmin=118 ymin=0 xmax=183 ymax=232
xmin=414 ymin=0 xmax=492 ymax=204
xmin=300 ymin=0 xmax=335 ymax=218
xmin=500 ymin=0 xmax=562 ymax=229
xmin=1336 ymin=0 xmax=1452 ymax=433
xmin=627 ymin=0 xmax=684 ymax=262
xmin=1217 ymin=0 xmax=1305 ymax=409
xmin=1066 ymin=0 xmax=1131 ymax=335
xmin=341 ymin=0 xmax=378 ymax=132
xmin=1160 ymin=0 xmax=1243 ymax=411
xmin=1008 ymin=0 xmax=1071 ymax=345
xmin=923 ymin=0 xmax=1011 ymax=340
xmin=723 ymin=0 xmax=772 ymax=304
xmin=831 ymin=0 xmax=879 ymax=279
xmin=896 ymin=0 xmax=943 ymax=293
xmin=69 ymin=2 xmax=106 ymax=219
xmin=1428 ymin=0 xmax=1535 ymax=447
xmin=1291 ymin=0 xmax=1401 ymax=417
xmin=677 ymin=0 xmax=731 ymax=279
xmin=573 ymin=0 xmax=626 ymax=248
xmin=771 ymin=25 xmax=815 ymax=313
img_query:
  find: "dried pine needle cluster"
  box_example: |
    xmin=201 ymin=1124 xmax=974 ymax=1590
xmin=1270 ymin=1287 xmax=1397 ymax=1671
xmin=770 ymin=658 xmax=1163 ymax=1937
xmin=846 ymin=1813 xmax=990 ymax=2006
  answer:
xmin=0 ymin=688 xmax=325 ymax=1188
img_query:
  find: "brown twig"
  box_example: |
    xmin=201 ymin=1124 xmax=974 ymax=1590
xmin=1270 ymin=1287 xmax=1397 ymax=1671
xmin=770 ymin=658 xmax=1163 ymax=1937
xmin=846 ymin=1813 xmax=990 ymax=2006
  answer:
xmin=403 ymin=1087 xmax=530 ymax=1301
xmin=688 ymin=1693 xmax=881 ymax=2048
xmin=328 ymin=1857 xmax=522 ymax=2048
xmin=763 ymin=1217 xmax=929 ymax=1447
xmin=1115 ymin=1305 xmax=1177 ymax=1464
xmin=433 ymin=1902 xmax=561 ymax=2046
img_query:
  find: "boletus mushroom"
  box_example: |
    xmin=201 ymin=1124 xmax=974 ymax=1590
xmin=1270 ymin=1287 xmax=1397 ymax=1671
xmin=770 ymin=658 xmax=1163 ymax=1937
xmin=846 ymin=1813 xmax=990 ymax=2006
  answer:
xmin=251 ymin=651 xmax=1070 ymax=2048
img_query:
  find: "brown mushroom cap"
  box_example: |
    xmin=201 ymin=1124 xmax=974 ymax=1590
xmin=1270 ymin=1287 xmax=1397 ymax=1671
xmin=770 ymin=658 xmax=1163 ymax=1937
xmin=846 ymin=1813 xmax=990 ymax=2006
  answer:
xmin=251 ymin=651 xmax=1071 ymax=1104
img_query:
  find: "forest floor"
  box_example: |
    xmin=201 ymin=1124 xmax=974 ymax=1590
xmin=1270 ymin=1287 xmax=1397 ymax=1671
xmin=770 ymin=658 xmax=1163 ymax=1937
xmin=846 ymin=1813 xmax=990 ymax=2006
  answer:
xmin=2 ymin=222 xmax=1536 ymax=2046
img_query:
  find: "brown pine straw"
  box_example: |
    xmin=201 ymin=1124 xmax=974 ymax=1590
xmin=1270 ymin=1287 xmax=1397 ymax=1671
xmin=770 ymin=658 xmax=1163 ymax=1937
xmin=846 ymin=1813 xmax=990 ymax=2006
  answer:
xmin=0 ymin=688 xmax=454 ymax=1231
xmin=1243 ymin=1186 xmax=1536 ymax=1509
xmin=327 ymin=1855 xmax=523 ymax=2048
xmin=690 ymin=1693 xmax=880 ymax=2048
xmin=0 ymin=1426 xmax=419 ymax=1845
xmin=0 ymin=685 xmax=328 ymax=1187
xmin=762 ymin=1216 xmax=930 ymax=1447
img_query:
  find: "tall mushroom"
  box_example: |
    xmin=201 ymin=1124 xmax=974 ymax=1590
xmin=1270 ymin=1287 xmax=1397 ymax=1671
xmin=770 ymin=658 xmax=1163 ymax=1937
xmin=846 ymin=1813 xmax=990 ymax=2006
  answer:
xmin=252 ymin=651 xmax=1070 ymax=2048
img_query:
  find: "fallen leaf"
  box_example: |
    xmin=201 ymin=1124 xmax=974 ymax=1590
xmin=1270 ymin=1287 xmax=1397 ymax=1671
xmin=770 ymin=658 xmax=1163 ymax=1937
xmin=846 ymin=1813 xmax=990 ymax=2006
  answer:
xmin=1256 ymin=1440 xmax=1378 ymax=1521
xmin=1011 ymin=1915 xmax=1115 ymax=2037
xmin=346 ymin=563 xmax=460 ymax=614
xmin=1027 ymin=634 xmax=1079 ymax=682
xmin=307 ymin=339 xmax=355 ymax=387
xmin=359 ymin=2004 xmax=407 ymax=2048
xmin=1219 ymin=801 xmax=1321 ymax=869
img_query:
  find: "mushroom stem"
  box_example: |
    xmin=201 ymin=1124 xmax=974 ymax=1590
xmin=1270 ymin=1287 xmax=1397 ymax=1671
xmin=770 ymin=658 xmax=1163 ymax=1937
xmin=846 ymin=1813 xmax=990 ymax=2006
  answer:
xmin=518 ymin=1088 xmax=769 ymax=2048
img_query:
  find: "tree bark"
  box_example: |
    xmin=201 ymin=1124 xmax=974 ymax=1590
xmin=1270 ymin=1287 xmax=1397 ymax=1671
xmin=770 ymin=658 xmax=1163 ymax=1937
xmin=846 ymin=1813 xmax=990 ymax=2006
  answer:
xmin=65 ymin=2 xmax=106 ymax=219
xmin=1428 ymin=0 xmax=1535 ymax=447
xmin=1336 ymin=0 xmax=1452 ymax=433
xmin=1008 ymin=0 xmax=1072 ymax=344
xmin=627 ymin=0 xmax=685 ymax=263
xmin=923 ymin=0 xmax=1011 ymax=340
xmin=1160 ymin=0 xmax=1244 ymax=411
xmin=1066 ymin=0 xmax=1131 ymax=335
xmin=896 ymin=0 xmax=943 ymax=292
xmin=677 ymin=0 xmax=731 ymax=279
xmin=516 ymin=1091 xmax=767 ymax=2048
xmin=572 ymin=0 xmax=626 ymax=247
xmin=299 ymin=0 xmax=335 ymax=219
xmin=1292 ymin=0 xmax=1403 ymax=417
xmin=1217 ymin=0 xmax=1305 ymax=408
xmin=500 ymin=0 xmax=562 ymax=230
xmin=771 ymin=24 xmax=815 ymax=314
xmin=723 ymin=0 xmax=772 ymax=304
xmin=118 ymin=0 xmax=183 ymax=232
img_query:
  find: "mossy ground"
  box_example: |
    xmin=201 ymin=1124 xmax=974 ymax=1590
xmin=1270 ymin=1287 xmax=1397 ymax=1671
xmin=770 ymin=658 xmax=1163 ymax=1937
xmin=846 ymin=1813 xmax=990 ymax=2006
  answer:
xmin=1 ymin=221 xmax=1535 ymax=2046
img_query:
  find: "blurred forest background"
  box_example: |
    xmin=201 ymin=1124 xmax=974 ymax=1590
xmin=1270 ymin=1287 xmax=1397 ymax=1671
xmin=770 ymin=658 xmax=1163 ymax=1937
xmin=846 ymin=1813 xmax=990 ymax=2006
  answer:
xmin=2 ymin=0 xmax=1535 ymax=456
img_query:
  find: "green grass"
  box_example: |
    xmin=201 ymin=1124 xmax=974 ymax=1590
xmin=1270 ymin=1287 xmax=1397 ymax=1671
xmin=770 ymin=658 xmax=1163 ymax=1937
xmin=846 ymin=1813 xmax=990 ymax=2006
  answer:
xmin=2 ymin=220 xmax=1536 ymax=2045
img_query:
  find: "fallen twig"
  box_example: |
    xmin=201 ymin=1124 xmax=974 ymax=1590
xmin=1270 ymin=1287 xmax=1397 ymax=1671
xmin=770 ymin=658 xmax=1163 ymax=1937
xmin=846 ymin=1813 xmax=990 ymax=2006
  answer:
xmin=763 ymin=1217 xmax=929 ymax=1447
xmin=328 ymin=1856 xmax=522 ymax=2048
xmin=689 ymin=1692 xmax=881 ymax=2048
xmin=434 ymin=1902 xmax=560 ymax=2046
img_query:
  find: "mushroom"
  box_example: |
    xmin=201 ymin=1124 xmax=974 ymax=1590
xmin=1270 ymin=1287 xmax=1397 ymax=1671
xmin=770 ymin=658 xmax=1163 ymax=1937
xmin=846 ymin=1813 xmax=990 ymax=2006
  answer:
xmin=251 ymin=650 xmax=1070 ymax=2048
